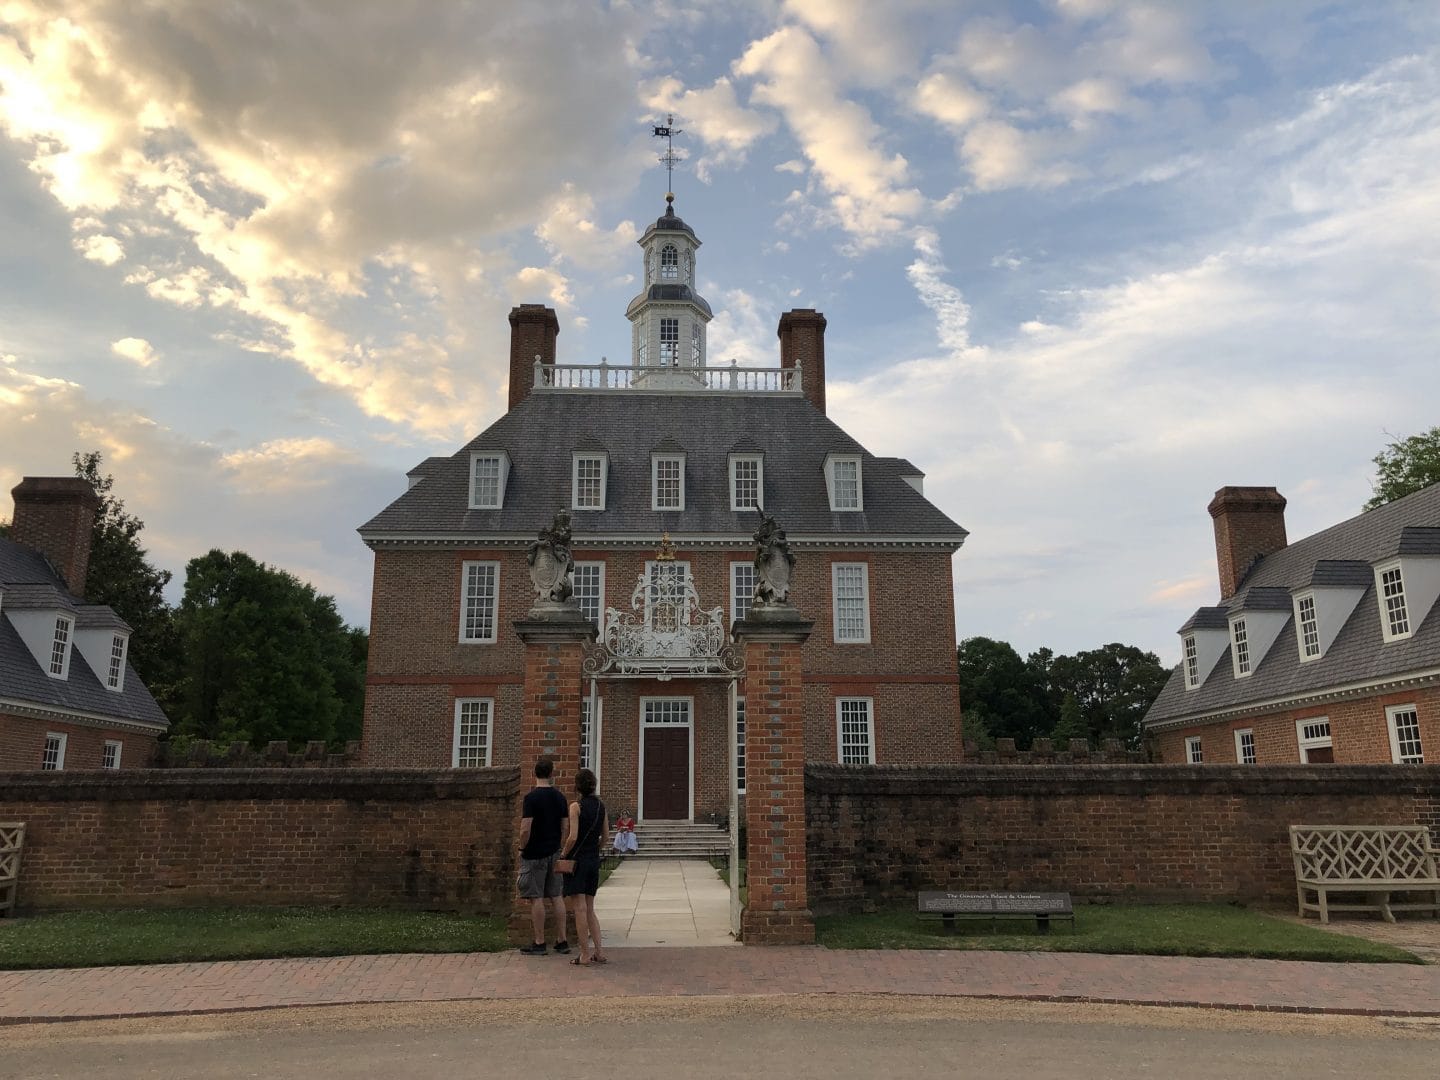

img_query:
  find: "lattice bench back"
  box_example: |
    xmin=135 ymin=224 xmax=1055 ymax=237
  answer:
xmin=1290 ymin=825 xmax=1439 ymax=882
xmin=0 ymin=822 xmax=23 ymax=916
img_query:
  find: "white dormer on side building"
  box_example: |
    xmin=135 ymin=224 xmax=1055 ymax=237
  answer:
xmin=1373 ymin=527 xmax=1440 ymax=644
xmin=1290 ymin=560 xmax=1371 ymax=662
xmin=1226 ymin=587 xmax=1291 ymax=679
xmin=1179 ymin=607 xmax=1229 ymax=690
xmin=468 ymin=450 xmax=511 ymax=509
xmin=74 ymin=606 xmax=133 ymax=693
xmin=824 ymin=452 xmax=863 ymax=512
xmin=3 ymin=583 xmax=77 ymax=680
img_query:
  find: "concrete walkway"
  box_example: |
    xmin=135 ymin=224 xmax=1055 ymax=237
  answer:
xmin=598 ymin=857 xmax=737 ymax=947
xmin=5 ymin=947 xmax=1440 ymax=1023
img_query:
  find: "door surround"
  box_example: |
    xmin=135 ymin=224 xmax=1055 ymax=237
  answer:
xmin=638 ymin=695 xmax=694 ymax=822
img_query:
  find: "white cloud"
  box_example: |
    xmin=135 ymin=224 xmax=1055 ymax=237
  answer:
xmin=110 ymin=337 xmax=158 ymax=368
xmin=75 ymin=233 xmax=125 ymax=265
xmin=535 ymin=184 xmax=638 ymax=272
xmin=913 ymin=72 xmax=988 ymax=131
xmin=643 ymin=75 xmax=777 ymax=179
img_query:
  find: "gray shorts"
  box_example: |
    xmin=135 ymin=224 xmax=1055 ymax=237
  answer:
xmin=517 ymin=854 xmax=562 ymax=899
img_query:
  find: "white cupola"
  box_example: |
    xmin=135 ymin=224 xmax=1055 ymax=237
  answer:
xmin=626 ymin=194 xmax=713 ymax=385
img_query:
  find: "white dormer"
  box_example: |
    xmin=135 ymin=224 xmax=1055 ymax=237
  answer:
xmin=1291 ymin=560 xmax=1370 ymax=662
xmin=825 ymin=453 xmax=863 ymax=512
xmin=4 ymin=585 xmax=77 ymax=681
xmin=651 ymin=451 xmax=686 ymax=511
xmin=468 ymin=450 xmax=511 ymax=509
xmin=1180 ymin=607 xmax=1229 ymax=690
xmin=1227 ymin=588 xmax=1291 ymax=679
xmin=74 ymin=607 xmax=133 ymax=693
xmin=729 ymin=453 xmax=764 ymax=511
xmin=572 ymin=450 xmax=609 ymax=511
xmin=1373 ymin=540 xmax=1440 ymax=644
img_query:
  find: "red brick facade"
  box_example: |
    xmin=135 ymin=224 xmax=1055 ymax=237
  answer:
xmin=0 ymin=713 xmax=158 ymax=771
xmin=1152 ymin=685 xmax=1440 ymax=765
xmin=807 ymin=763 xmax=1440 ymax=912
xmin=363 ymin=542 xmax=964 ymax=820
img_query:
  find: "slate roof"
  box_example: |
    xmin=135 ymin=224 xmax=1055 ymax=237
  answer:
xmin=0 ymin=537 xmax=168 ymax=729
xmin=358 ymin=391 xmax=969 ymax=544
xmin=1146 ymin=483 xmax=1440 ymax=726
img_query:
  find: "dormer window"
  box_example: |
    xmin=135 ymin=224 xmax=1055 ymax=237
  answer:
xmin=825 ymin=454 xmax=862 ymax=511
xmin=1231 ymin=618 xmax=1251 ymax=677
xmin=660 ymin=244 xmax=679 ymax=280
xmin=730 ymin=454 xmax=763 ymax=511
xmin=48 ymin=614 xmax=72 ymax=678
xmin=1183 ymin=634 xmax=1199 ymax=688
xmin=1376 ymin=563 xmax=1410 ymax=640
xmin=572 ymin=453 xmax=608 ymax=511
xmin=106 ymin=633 xmax=127 ymax=691
xmin=652 ymin=454 xmax=685 ymax=511
xmin=469 ymin=452 xmax=510 ymax=509
xmin=1295 ymin=594 xmax=1321 ymax=660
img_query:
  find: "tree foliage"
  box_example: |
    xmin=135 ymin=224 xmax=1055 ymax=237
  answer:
xmin=1365 ymin=427 xmax=1440 ymax=511
xmin=958 ymin=638 xmax=1170 ymax=751
xmin=172 ymin=550 xmax=367 ymax=747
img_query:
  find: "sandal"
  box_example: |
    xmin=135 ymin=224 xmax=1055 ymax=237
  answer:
xmin=590 ymin=954 xmax=608 ymax=965
xmin=570 ymin=955 xmax=591 ymax=966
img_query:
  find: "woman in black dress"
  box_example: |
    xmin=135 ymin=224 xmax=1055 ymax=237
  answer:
xmin=561 ymin=768 xmax=607 ymax=965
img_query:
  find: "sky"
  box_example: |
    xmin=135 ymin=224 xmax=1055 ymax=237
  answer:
xmin=1 ymin=1 xmax=1438 ymax=667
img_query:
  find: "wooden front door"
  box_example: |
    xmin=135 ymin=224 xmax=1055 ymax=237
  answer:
xmin=643 ymin=727 xmax=690 ymax=819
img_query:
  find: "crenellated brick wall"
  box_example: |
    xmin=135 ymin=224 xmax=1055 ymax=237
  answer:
xmin=0 ymin=768 xmax=519 ymax=914
xmin=806 ymin=763 xmax=1440 ymax=913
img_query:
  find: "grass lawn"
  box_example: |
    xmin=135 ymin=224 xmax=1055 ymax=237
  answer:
xmin=0 ymin=907 xmax=509 ymax=971
xmin=816 ymin=903 xmax=1422 ymax=964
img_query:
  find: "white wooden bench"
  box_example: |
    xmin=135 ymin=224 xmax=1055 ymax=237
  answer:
xmin=0 ymin=822 xmax=23 ymax=918
xmin=1290 ymin=825 xmax=1440 ymax=924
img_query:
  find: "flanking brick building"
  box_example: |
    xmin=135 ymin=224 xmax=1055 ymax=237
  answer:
xmin=1145 ymin=483 xmax=1440 ymax=765
xmin=359 ymin=197 xmax=969 ymax=821
xmin=1 ymin=477 xmax=168 ymax=770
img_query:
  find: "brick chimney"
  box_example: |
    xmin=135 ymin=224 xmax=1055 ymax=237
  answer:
xmin=778 ymin=309 xmax=827 ymax=414
xmin=9 ymin=476 xmax=101 ymax=595
xmin=1208 ymin=486 xmax=1287 ymax=601
xmin=507 ymin=304 xmax=560 ymax=410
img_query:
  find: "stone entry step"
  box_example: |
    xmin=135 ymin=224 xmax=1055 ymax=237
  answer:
xmin=628 ymin=821 xmax=729 ymax=859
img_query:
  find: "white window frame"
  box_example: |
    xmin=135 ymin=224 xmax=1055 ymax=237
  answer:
xmin=651 ymin=454 xmax=685 ymax=511
xmin=1376 ymin=562 xmax=1412 ymax=641
xmin=638 ymin=696 xmax=695 ymax=822
xmin=1185 ymin=735 xmax=1203 ymax=763
xmin=836 ymin=697 xmax=875 ymax=765
xmin=734 ymin=695 xmax=746 ymax=794
xmin=42 ymin=732 xmax=66 ymax=771
xmin=452 ymin=698 xmax=494 ymax=767
xmin=730 ymin=560 xmax=757 ymax=627
xmin=1386 ymin=704 xmax=1424 ymax=765
xmin=458 ymin=561 xmax=500 ymax=644
xmin=1233 ymin=728 xmax=1256 ymax=765
xmin=1296 ymin=717 xmax=1333 ymax=763
xmin=729 ymin=454 xmax=764 ymax=512
xmin=102 ymin=739 xmax=122 ymax=769
xmin=468 ymin=452 xmax=510 ymax=510
xmin=1182 ymin=634 xmax=1199 ymax=689
xmin=832 ymin=562 xmax=871 ymax=644
xmin=572 ymin=561 xmax=605 ymax=627
xmin=1295 ymin=592 xmax=1321 ymax=661
xmin=106 ymin=633 xmax=128 ymax=692
xmin=572 ymin=453 xmax=608 ymax=511
xmin=48 ymin=614 xmax=73 ymax=679
xmin=659 ymin=243 xmax=680 ymax=280
xmin=580 ymin=697 xmax=604 ymax=775
xmin=825 ymin=454 xmax=863 ymax=511
xmin=659 ymin=316 xmax=680 ymax=367
xmin=1231 ymin=618 xmax=1251 ymax=678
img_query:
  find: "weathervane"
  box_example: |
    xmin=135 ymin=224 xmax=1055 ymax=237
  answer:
xmin=652 ymin=113 xmax=684 ymax=200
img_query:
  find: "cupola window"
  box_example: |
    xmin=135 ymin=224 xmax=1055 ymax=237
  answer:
xmin=660 ymin=244 xmax=679 ymax=280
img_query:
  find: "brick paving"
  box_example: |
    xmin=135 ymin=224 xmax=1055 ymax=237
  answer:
xmin=4 ymin=947 xmax=1440 ymax=1024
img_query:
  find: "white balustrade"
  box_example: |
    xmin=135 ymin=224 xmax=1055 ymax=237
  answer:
xmin=535 ymin=358 xmax=801 ymax=393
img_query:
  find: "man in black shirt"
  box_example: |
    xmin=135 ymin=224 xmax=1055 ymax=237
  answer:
xmin=516 ymin=757 xmax=571 ymax=955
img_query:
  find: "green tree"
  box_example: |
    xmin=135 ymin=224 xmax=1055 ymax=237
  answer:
xmin=1049 ymin=692 xmax=1088 ymax=749
xmin=956 ymin=636 xmax=1053 ymax=749
xmin=173 ymin=550 xmax=367 ymax=747
xmin=1043 ymin=643 xmax=1170 ymax=749
xmin=70 ymin=451 xmax=180 ymax=706
xmin=1365 ymin=427 xmax=1440 ymax=510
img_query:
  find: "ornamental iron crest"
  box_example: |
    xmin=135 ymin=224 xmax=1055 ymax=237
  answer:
xmin=582 ymin=560 xmax=743 ymax=679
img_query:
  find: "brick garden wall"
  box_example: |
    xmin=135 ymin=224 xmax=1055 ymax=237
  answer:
xmin=0 ymin=768 xmax=519 ymax=914
xmin=806 ymin=763 xmax=1440 ymax=914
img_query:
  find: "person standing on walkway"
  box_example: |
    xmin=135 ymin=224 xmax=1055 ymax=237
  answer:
xmin=560 ymin=767 xmax=608 ymax=966
xmin=516 ymin=757 xmax=571 ymax=956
